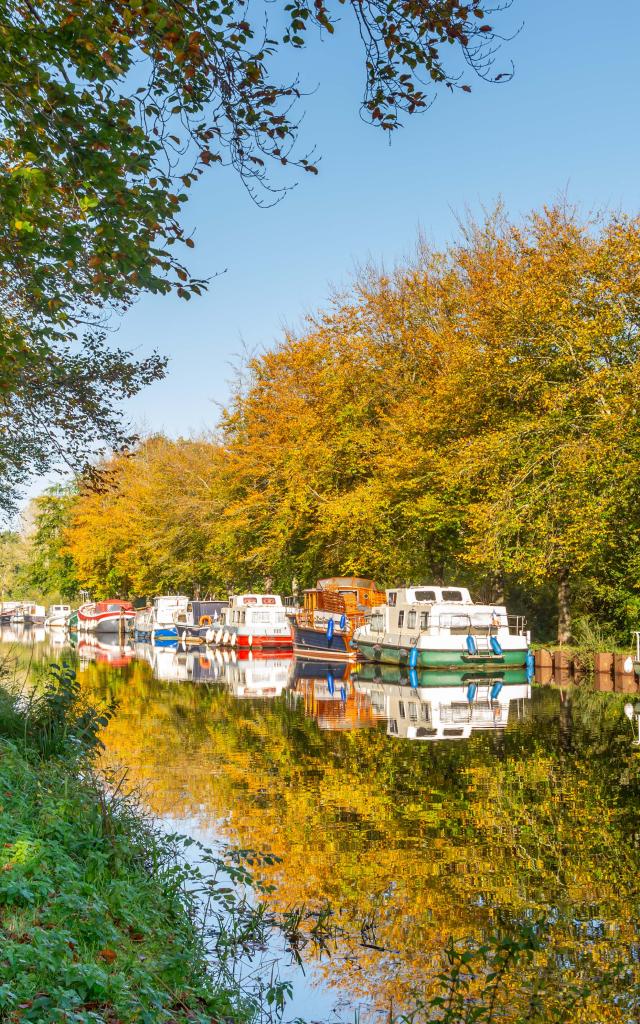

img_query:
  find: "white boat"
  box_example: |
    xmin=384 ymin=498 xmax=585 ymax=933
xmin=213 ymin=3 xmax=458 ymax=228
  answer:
xmin=209 ymin=594 xmax=292 ymax=651
xmin=10 ymin=602 xmax=46 ymax=625
xmin=133 ymin=606 xmax=153 ymax=640
xmin=0 ymin=601 xmax=20 ymax=624
xmin=77 ymin=600 xmax=135 ymax=635
xmin=45 ymin=604 xmax=72 ymax=629
xmin=150 ymin=595 xmax=189 ymax=643
xmin=354 ymin=585 xmax=530 ymax=671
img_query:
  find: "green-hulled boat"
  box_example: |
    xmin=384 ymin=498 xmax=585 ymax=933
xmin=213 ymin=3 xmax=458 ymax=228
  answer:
xmin=353 ymin=584 xmax=531 ymax=671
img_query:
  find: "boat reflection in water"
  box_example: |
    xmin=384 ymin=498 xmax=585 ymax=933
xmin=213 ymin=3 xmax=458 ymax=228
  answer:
xmin=225 ymin=651 xmax=292 ymax=699
xmin=289 ymin=659 xmax=530 ymax=740
xmin=289 ymin=659 xmax=379 ymax=731
xmin=354 ymin=663 xmax=531 ymax=740
xmin=0 ymin=623 xmax=47 ymax=646
xmin=73 ymin=634 xmax=135 ymax=669
xmin=131 ymin=643 xmax=292 ymax=694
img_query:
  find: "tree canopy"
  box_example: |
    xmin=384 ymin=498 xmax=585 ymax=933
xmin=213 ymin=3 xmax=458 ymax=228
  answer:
xmin=0 ymin=0 xmax=513 ymax=512
xmin=26 ymin=204 xmax=640 ymax=641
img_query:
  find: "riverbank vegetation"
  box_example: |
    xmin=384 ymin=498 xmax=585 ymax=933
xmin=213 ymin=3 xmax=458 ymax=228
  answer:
xmin=0 ymin=664 xmax=300 ymax=1023
xmin=12 ymin=203 xmax=640 ymax=642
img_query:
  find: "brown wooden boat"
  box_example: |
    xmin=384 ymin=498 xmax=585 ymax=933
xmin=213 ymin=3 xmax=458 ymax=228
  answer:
xmin=292 ymin=576 xmax=385 ymax=661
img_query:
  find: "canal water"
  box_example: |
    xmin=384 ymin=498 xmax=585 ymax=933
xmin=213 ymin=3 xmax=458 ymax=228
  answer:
xmin=2 ymin=629 xmax=640 ymax=1022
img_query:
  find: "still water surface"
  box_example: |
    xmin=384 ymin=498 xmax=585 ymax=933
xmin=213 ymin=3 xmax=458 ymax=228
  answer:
xmin=2 ymin=629 xmax=640 ymax=1022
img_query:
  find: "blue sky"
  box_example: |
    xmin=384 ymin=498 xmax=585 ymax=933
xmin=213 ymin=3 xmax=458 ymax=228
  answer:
xmin=54 ymin=1 xmax=640 ymax=451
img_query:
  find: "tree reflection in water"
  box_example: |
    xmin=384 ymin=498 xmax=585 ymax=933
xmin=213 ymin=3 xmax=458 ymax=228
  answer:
xmin=14 ymin=640 xmax=640 ymax=1021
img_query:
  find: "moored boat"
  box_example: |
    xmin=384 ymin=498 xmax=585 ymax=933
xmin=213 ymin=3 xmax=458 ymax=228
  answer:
xmin=353 ymin=585 xmax=530 ymax=670
xmin=10 ymin=602 xmax=46 ymax=625
xmin=150 ymin=595 xmax=189 ymax=644
xmin=215 ymin=594 xmax=292 ymax=650
xmin=291 ymin=577 xmax=385 ymax=661
xmin=133 ymin=606 xmax=153 ymax=641
xmin=0 ymin=601 xmax=20 ymax=624
xmin=174 ymin=599 xmax=227 ymax=644
xmin=45 ymin=604 xmax=72 ymax=629
xmin=77 ymin=599 xmax=135 ymax=635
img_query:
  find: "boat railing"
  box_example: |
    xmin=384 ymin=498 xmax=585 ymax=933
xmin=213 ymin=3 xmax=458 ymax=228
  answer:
xmin=427 ymin=612 xmax=527 ymax=636
xmin=296 ymin=609 xmax=368 ymax=633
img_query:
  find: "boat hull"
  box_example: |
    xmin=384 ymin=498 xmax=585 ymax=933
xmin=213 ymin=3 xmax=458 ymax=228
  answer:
xmin=292 ymin=625 xmax=357 ymax=661
xmin=355 ymin=639 xmax=528 ymax=670
xmin=355 ymin=662 xmax=529 ymax=686
xmin=235 ymin=632 xmax=292 ymax=651
xmin=152 ymin=627 xmax=178 ymax=643
xmin=78 ymin=614 xmax=134 ymax=635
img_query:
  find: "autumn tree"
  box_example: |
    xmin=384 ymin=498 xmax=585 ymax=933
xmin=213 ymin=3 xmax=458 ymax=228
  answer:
xmin=47 ymin=204 xmax=640 ymax=641
xmin=0 ymin=0 xmax=513 ymax=511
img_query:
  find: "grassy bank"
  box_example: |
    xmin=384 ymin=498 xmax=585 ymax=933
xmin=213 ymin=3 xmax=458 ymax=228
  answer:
xmin=0 ymin=667 xmax=250 ymax=1024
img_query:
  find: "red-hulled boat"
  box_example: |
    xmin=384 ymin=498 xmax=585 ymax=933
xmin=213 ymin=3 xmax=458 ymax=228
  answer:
xmin=77 ymin=599 xmax=135 ymax=635
xmin=223 ymin=594 xmax=292 ymax=650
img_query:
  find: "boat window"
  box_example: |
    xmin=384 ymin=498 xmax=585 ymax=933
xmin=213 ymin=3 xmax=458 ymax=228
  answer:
xmin=408 ymin=702 xmax=418 ymax=721
xmin=241 ymin=611 xmax=246 ymax=624
xmin=407 ymin=610 xmax=417 ymax=628
xmin=420 ymin=704 xmax=431 ymax=722
xmin=442 ymin=589 xmax=463 ymax=602
xmin=414 ymin=589 xmax=437 ymax=602
xmin=388 ymin=592 xmax=397 ymax=606
xmin=398 ymin=610 xmax=404 ymax=628
xmin=389 ymin=720 xmax=398 ymax=735
xmin=398 ymin=701 xmax=406 ymax=718
xmin=420 ymin=612 xmax=429 ymax=629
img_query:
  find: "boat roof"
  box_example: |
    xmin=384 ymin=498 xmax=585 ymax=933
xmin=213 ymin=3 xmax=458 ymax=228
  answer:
xmin=385 ymin=585 xmax=474 ymax=604
xmin=316 ymin=577 xmax=381 ymax=591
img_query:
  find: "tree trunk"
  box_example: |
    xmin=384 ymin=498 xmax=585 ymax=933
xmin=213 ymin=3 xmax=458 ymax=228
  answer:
xmin=557 ymin=570 xmax=571 ymax=644
xmin=490 ymin=573 xmax=505 ymax=604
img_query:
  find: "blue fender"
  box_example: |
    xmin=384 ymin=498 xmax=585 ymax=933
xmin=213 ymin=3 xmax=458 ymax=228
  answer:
xmin=339 ymin=613 xmax=346 ymax=630
xmin=326 ymin=618 xmax=334 ymax=644
xmin=466 ymin=635 xmax=478 ymax=656
xmin=526 ymin=650 xmax=535 ymax=675
xmin=327 ymin=672 xmax=335 ymax=696
xmin=409 ymin=647 xmax=419 ymax=669
xmin=409 ymin=668 xmax=419 ymax=689
xmin=467 ymin=682 xmax=477 ymax=702
xmin=340 ymin=686 xmax=347 ymax=702
xmin=490 ymin=680 xmax=503 ymax=700
xmin=490 ymin=636 xmax=503 ymax=656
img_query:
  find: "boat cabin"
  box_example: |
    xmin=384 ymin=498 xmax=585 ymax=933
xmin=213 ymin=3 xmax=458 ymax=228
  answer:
xmin=369 ymin=586 xmax=521 ymax=638
xmin=174 ymin=599 xmax=227 ymax=629
xmin=48 ymin=604 xmax=71 ymax=616
xmin=226 ymin=594 xmax=289 ymax=631
xmin=153 ymin=595 xmax=188 ymax=627
xmin=302 ymin=577 xmax=385 ymax=620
